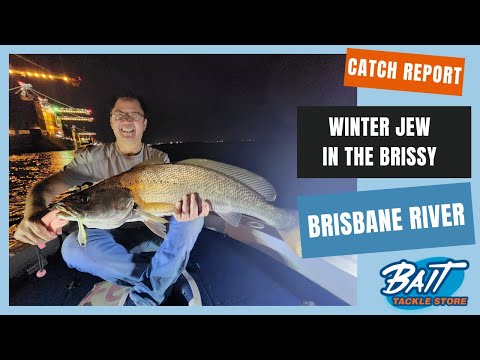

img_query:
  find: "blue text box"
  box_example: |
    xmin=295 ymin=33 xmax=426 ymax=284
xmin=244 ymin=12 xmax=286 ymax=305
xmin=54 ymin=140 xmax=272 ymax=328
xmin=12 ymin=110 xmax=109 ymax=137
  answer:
xmin=298 ymin=183 xmax=475 ymax=257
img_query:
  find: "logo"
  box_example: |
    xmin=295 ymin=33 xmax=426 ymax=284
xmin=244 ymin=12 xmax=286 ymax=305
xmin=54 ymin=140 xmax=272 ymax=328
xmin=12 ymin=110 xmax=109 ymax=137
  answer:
xmin=380 ymin=257 xmax=469 ymax=310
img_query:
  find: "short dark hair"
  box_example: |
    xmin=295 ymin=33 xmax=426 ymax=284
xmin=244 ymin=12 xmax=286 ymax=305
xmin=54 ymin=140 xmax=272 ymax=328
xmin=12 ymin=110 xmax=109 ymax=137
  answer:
xmin=110 ymin=92 xmax=147 ymax=116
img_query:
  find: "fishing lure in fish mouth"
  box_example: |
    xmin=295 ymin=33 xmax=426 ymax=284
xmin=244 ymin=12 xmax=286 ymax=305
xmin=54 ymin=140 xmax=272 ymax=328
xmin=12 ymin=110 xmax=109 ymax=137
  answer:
xmin=77 ymin=217 xmax=87 ymax=247
xmin=54 ymin=184 xmax=140 ymax=247
xmin=54 ymin=203 xmax=88 ymax=247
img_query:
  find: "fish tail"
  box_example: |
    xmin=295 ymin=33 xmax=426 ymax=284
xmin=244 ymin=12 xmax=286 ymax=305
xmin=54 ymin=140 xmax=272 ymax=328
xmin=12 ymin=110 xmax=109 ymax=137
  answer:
xmin=276 ymin=209 xmax=302 ymax=257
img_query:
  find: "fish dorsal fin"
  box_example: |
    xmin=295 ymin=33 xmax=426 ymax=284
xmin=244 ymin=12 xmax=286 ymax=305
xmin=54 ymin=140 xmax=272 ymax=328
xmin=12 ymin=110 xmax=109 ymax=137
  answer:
xmin=177 ymin=158 xmax=277 ymax=202
xmin=132 ymin=157 xmax=167 ymax=169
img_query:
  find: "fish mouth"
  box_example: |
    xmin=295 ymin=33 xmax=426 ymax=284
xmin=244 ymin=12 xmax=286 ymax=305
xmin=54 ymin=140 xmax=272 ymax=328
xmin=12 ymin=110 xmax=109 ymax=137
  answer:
xmin=55 ymin=203 xmax=78 ymax=221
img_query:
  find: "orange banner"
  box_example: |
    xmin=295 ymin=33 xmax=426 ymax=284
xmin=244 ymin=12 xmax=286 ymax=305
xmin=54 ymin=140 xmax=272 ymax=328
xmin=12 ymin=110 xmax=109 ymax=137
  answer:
xmin=344 ymin=48 xmax=465 ymax=96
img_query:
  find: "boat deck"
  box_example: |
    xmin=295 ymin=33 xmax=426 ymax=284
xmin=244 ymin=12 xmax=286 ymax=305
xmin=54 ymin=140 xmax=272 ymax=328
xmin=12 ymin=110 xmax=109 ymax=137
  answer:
xmin=10 ymin=228 xmax=350 ymax=306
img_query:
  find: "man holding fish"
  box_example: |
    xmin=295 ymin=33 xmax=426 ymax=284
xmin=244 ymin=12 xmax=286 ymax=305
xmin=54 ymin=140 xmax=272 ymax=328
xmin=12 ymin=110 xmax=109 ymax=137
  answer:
xmin=14 ymin=93 xmax=210 ymax=306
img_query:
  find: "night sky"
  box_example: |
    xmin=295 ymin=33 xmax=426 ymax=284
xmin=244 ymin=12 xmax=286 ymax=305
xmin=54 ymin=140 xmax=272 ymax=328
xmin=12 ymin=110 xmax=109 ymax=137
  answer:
xmin=9 ymin=54 xmax=355 ymax=144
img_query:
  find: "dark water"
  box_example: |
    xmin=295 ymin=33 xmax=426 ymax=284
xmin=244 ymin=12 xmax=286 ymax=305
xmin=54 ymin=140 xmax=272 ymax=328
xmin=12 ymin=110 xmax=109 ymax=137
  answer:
xmin=9 ymin=142 xmax=357 ymax=252
xmin=9 ymin=150 xmax=75 ymax=250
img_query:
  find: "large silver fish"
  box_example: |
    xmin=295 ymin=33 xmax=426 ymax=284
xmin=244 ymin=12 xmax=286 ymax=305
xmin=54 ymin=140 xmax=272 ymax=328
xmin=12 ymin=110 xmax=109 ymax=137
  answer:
xmin=55 ymin=158 xmax=301 ymax=256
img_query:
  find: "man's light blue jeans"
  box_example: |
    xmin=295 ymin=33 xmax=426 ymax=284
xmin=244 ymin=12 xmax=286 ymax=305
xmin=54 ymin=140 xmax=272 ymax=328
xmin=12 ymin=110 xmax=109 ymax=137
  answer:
xmin=61 ymin=217 xmax=204 ymax=306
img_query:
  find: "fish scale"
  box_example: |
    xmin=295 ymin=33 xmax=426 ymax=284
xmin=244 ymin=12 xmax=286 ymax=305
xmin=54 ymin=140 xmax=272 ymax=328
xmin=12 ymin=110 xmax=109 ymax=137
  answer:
xmin=132 ymin=164 xmax=277 ymax=222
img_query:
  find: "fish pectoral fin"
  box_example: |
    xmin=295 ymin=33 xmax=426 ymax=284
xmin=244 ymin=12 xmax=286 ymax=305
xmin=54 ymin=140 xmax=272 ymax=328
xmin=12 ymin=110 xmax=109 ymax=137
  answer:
xmin=143 ymin=219 xmax=167 ymax=239
xmin=135 ymin=207 xmax=169 ymax=238
xmin=136 ymin=208 xmax=169 ymax=224
xmin=139 ymin=202 xmax=176 ymax=217
xmin=217 ymin=212 xmax=242 ymax=227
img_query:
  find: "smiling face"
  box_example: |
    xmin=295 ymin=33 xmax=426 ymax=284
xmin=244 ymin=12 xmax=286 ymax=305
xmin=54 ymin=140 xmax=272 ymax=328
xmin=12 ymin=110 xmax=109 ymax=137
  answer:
xmin=110 ymin=97 xmax=147 ymax=147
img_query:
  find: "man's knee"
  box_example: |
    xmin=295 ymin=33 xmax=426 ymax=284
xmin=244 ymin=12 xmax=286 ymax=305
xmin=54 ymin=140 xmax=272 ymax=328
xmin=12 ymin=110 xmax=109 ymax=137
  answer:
xmin=61 ymin=231 xmax=83 ymax=268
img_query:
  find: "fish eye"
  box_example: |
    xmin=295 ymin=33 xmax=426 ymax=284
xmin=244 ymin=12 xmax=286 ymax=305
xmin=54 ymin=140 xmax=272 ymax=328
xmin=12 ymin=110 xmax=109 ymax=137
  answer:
xmin=80 ymin=194 xmax=90 ymax=203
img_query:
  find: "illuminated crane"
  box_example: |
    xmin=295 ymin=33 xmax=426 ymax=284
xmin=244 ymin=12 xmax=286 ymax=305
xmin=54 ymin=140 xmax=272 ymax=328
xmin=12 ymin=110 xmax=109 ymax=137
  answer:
xmin=9 ymin=68 xmax=82 ymax=87
xmin=9 ymin=54 xmax=82 ymax=87
xmin=9 ymin=82 xmax=96 ymax=149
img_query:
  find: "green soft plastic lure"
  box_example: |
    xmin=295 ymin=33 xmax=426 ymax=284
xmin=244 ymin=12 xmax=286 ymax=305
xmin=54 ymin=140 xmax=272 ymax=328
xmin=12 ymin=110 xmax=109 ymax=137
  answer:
xmin=77 ymin=217 xmax=87 ymax=247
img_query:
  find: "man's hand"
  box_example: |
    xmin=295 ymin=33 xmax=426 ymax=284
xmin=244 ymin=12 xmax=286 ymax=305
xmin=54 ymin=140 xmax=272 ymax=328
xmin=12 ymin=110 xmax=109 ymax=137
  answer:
xmin=14 ymin=209 xmax=58 ymax=246
xmin=173 ymin=193 xmax=210 ymax=222
xmin=14 ymin=173 xmax=75 ymax=246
